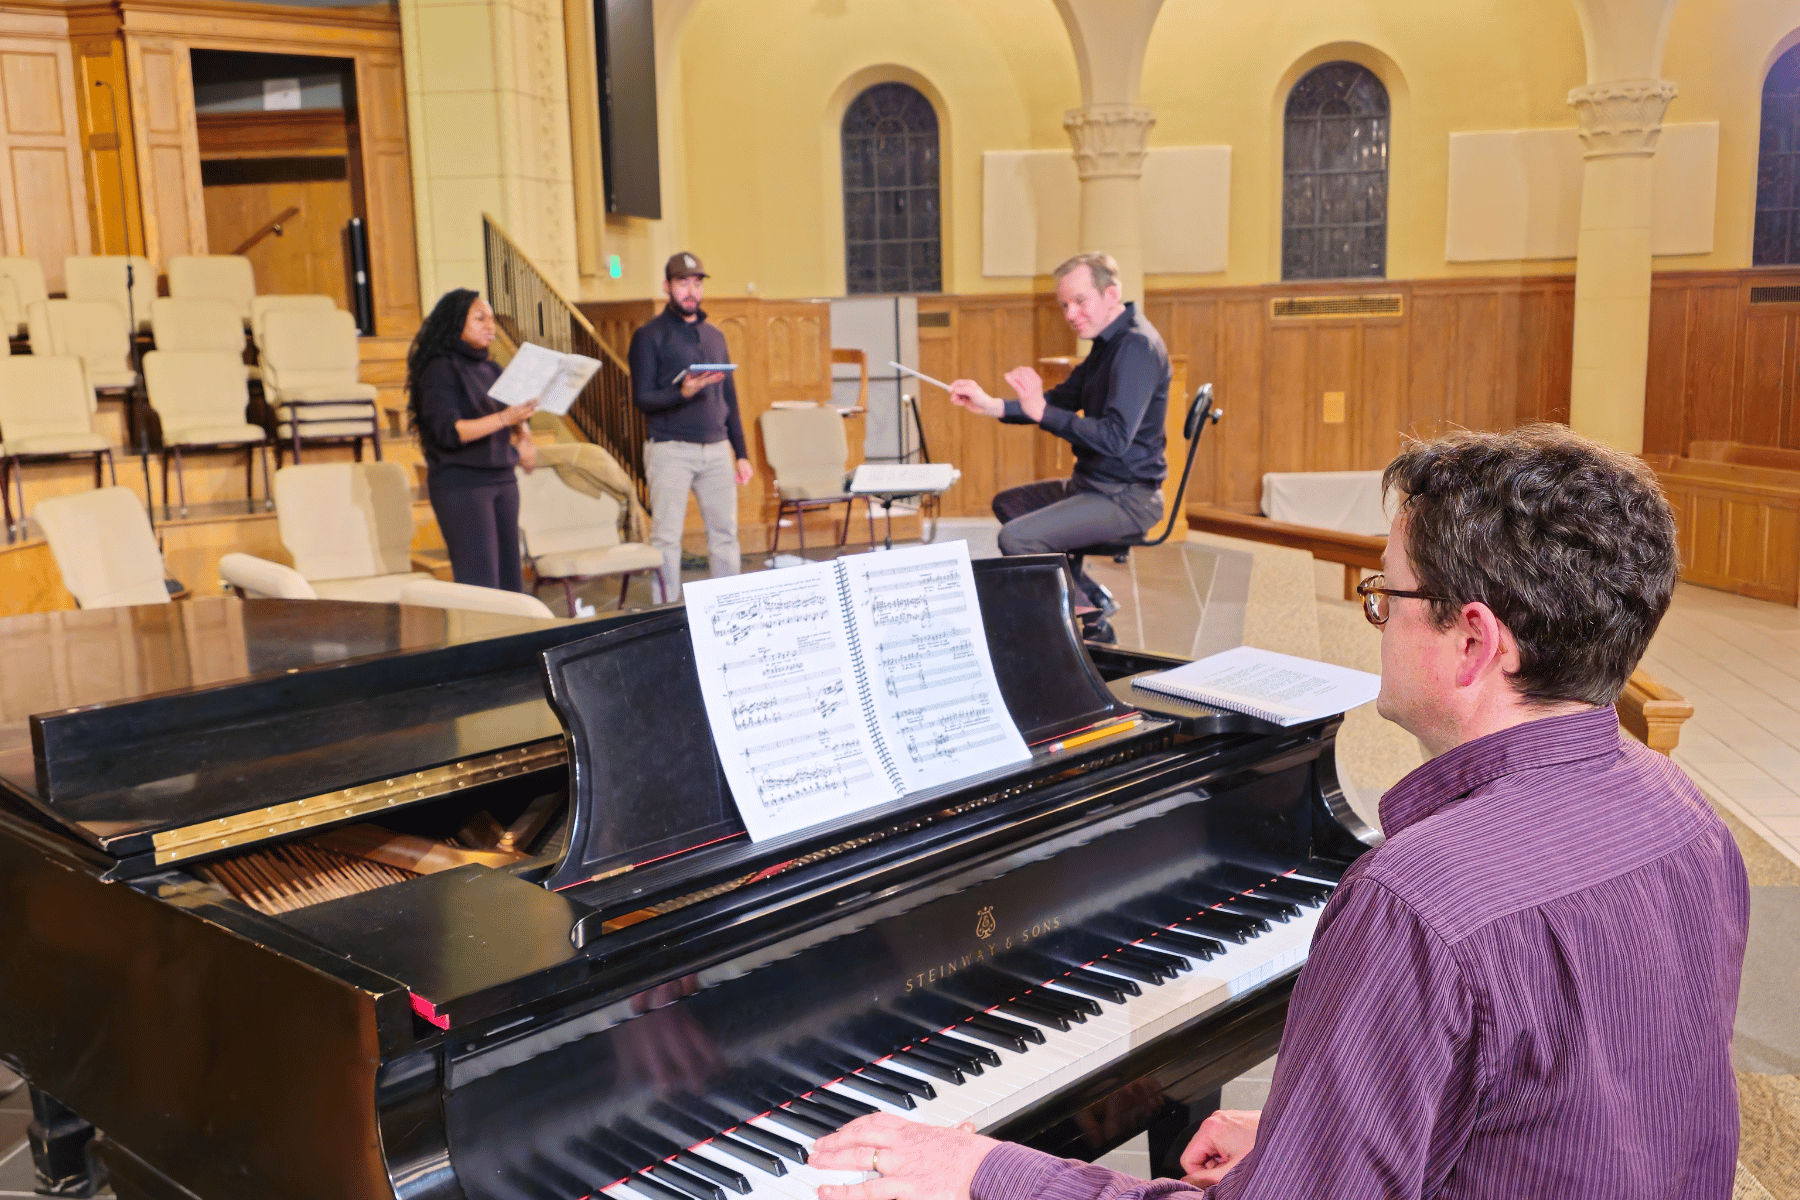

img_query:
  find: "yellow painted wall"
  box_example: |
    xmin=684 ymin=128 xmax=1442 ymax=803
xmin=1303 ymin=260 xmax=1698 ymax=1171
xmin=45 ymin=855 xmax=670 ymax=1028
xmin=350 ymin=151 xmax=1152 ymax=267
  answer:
xmin=565 ymin=0 xmax=1800 ymax=303
xmin=1141 ymin=0 xmax=1589 ymax=287
xmin=1662 ymin=0 xmax=1800 ymax=272
xmin=651 ymin=0 xmax=1081 ymax=300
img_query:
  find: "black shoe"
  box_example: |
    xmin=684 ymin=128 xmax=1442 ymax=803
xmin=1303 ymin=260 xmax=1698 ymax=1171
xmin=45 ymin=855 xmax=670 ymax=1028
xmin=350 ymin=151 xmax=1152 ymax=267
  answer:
xmin=1078 ymin=574 xmax=1119 ymax=617
xmin=680 ymin=551 xmax=708 ymax=571
xmin=1081 ymin=615 xmax=1117 ymax=645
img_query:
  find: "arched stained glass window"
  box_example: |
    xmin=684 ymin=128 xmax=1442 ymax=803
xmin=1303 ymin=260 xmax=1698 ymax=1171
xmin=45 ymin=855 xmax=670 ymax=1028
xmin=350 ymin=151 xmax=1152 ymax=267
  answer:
xmin=842 ymin=83 xmax=941 ymax=294
xmin=1755 ymin=44 xmax=1800 ymax=265
xmin=1282 ymin=61 xmax=1389 ymax=280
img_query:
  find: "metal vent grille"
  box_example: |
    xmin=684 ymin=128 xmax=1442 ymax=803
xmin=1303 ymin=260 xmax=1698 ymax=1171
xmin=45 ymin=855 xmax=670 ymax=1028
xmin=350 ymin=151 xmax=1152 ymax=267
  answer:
xmin=916 ymin=310 xmax=951 ymax=328
xmin=1271 ymin=294 xmax=1404 ymax=319
xmin=1750 ymin=286 xmax=1800 ymax=304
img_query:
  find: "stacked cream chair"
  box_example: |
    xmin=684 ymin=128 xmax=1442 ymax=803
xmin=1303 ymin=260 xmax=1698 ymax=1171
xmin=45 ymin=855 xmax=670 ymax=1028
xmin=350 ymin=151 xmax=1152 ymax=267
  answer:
xmin=259 ymin=307 xmax=380 ymax=464
xmin=267 ymin=460 xmax=430 ymax=601
xmin=399 ymin=578 xmax=557 ymax=618
xmin=28 ymin=299 xmax=137 ymax=396
xmin=0 ymin=277 xmax=22 ymax=347
xmin=0 ymin=357 xmax=115 ymax=537
xmin=217 ymin=551 xmax=318 ymax=600
xmin=758 ymin=404 xmax=873 ymax=552
xmin=32 ymin=487 xmax=169 ymax=608
xmin=249 ymin=294 xmax=335 ymax=349
xmin=167 ymin=255 xmax=256 ymax=324
xmin=65 ymin=255 xmax=156 ymax=333
xmin=151 ymin=298 xmax=254 ymax=380
xmin=141 ymin=349 xmax=272 ymax=518
xmin=0 ymin=257 xmax=46 ymax=339
xmin=516 ymin=442 xmax=663 ymax=612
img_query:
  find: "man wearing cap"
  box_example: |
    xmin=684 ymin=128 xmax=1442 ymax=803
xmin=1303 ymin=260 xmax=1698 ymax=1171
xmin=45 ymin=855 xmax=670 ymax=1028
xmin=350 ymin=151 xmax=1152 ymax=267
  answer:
xmin=628 ymin=252 xmax=754 ymax=600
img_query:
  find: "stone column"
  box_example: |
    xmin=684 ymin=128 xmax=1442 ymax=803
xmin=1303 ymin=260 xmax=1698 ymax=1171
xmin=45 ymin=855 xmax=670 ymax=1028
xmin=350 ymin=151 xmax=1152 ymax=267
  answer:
xmin=1063 ymin=104 xmax=1155 ymax=303
xmin=1566 ymin=79 xmax=1676 ymax=453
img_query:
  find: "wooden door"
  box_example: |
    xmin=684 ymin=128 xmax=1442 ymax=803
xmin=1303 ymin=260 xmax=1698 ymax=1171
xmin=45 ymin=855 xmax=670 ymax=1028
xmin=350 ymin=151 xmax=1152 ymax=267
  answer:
xmin=124 ymin=35 xmax=207 ymax=265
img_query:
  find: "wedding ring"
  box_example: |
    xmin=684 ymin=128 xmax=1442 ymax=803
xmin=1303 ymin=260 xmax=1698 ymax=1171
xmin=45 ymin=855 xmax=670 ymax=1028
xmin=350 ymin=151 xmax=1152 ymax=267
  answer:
xmin=871 ymin=1150 xmax=880 ymax=1174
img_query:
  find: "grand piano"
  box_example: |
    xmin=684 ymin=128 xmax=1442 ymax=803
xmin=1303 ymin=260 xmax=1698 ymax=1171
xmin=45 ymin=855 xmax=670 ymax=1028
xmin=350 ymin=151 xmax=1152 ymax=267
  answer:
xmin=0 ymin=553 xmax=1375 ymax=1200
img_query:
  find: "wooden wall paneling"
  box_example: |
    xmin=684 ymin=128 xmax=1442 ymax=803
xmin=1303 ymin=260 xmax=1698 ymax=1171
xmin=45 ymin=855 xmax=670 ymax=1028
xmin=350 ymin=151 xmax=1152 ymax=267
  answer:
xmin=760 ymin=299 xmax=830 ymax=403
xmin=1513 ymin=281 xmax=1573 ymax=427
xmin=203 ymin=169 xmax=354 ymax=303
xmin=1261 ymin=322 xmax=1310 ymax=476
xmin=1360 ymin=320 xmax=1406 ymax=469
xmin=1308 ymin=321 xmax=1357 ymax=471
xmin=69 ymin=17 xmax=145 ymax=259
xmin=1212 ymin=297 xmax=1266 ymax=511
xmin=575 ymin=299 xmax=657 ymax=359
xmin=0 ymin=31 xmax=92 ymax=292
xmin=1736 ymin=306 xmax=1793 ymax=448
xmin=915 ymin=299 xmax=968 ymax=514
xmin=1645 ymin=279 xmax=1696 ymax=454
xmin=123 ymin=35 xmax=205 ymax=266
xmin=1404 ymin=288 xmax=1454 ymax=440
xmin=354 ymin=52 xmax=420 ymax=334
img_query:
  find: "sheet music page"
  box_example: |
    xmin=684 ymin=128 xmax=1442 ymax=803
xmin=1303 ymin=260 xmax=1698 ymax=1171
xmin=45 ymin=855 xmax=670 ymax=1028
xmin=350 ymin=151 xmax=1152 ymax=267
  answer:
xmin=683 ymin=566 xmax=900 ymax=842
xmin=487 ymin=342 xmax=563 ymax=406
xmin=537 ymin=354 xmax=601 ymax=416
xmin=838 ymin=541 xmax=1030 ymax=792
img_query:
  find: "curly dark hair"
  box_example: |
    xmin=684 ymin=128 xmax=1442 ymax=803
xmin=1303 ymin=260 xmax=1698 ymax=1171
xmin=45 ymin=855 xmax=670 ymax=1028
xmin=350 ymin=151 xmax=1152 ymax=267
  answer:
xmin=405 ymin=288 xmax=480 ymax=431
xmin=1383 ymin=424 xmax=1678 ymax=707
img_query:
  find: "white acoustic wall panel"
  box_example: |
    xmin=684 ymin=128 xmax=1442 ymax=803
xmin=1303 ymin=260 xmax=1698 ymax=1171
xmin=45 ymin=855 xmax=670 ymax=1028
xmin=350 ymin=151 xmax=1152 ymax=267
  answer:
xmin=1445 ymin=122 xmax=1718 ymax=262
xmin=982 ymin=146 xmax=1232 ymax=277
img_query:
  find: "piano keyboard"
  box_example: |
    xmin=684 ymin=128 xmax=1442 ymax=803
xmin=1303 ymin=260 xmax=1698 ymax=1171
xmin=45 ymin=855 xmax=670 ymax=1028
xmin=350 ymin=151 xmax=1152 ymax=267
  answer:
xmin=493 ymin=867 xmax=1339 ymax=1200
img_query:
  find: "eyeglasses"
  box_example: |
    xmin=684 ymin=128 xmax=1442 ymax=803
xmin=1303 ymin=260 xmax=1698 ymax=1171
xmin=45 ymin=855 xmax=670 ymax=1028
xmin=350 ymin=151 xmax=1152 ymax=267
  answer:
xmin=1355 ymin=574 xmax=1457 ymax=627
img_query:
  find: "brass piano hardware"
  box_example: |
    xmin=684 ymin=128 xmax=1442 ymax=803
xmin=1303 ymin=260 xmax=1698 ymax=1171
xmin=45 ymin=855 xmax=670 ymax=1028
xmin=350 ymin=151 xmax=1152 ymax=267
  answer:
xmin=150 ymin=740 xmax=567 ymax=865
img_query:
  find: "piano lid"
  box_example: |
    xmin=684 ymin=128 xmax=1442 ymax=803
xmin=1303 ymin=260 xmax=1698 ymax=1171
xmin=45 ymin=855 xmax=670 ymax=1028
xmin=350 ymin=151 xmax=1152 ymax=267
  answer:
xmin=0 ymin=598 xmax=651 ymax=862
xmin=537 ymin=555 xmax=1135 ymax=891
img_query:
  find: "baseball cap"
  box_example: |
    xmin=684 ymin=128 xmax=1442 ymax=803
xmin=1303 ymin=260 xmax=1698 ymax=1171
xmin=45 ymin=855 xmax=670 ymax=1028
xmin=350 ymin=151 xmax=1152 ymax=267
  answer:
xmin=665 ymin=252 xmax=707 ymax=279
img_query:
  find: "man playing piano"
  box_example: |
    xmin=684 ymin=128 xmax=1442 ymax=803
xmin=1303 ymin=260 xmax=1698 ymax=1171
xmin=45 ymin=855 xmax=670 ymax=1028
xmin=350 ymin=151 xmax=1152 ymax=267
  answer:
xmin=947 ymin=253 xmax=1168 ymax=624
xmin=810 ymin=425 xmax=1748 ymax=1200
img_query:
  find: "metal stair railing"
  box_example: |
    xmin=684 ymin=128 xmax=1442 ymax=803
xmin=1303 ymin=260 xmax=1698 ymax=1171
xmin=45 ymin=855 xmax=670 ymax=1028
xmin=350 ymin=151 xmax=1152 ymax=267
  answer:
xmin=482 ymin=214 xmax=645 ymax=503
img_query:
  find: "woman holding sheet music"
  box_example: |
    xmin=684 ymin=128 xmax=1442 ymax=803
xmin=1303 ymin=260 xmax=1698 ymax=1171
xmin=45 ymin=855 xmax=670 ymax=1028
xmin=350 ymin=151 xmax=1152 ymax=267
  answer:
xmin=406 ymin=289 xmax=538 ymax=592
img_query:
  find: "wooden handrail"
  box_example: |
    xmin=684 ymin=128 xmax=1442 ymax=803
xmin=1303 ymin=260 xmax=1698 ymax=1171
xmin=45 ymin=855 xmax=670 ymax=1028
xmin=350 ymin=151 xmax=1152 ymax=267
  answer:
xmin=231 ymin=206 xmax=301 ymax=256
xmin=480 ymin=212 xmax=628 ymax=374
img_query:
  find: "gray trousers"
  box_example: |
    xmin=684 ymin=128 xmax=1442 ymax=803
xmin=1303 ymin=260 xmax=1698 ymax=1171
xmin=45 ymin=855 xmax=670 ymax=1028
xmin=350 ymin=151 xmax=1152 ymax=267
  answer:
xmin=646 ymin=438 xmax=740 ymax=600
xmin=993 ymin=478 xmax=1161 ymax=557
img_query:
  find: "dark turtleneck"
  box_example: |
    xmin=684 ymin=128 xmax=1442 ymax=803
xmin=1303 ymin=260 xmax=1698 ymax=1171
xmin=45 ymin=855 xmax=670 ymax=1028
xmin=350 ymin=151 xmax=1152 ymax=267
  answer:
xmin=414 ymin=340 xmax=518 ymax=480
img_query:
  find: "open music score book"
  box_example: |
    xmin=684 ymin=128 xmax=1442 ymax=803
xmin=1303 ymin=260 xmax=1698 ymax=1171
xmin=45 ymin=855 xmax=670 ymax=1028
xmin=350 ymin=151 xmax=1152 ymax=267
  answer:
xmin=682 ymin=541 xmax=1030 ymax=842
xmin=488 ymin=342 xmax=601 ymax=416
xmin=1132 ymin=645 xmax=1381 ymax=727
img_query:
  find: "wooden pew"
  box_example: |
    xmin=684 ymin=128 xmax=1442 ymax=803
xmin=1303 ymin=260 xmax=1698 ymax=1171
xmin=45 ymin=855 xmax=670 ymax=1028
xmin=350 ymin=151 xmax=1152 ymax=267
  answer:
xmin=1184 ymin=504 xmax=1692 ymax=755
xmin=1647 ymin=442 xmax=1800 ymax=606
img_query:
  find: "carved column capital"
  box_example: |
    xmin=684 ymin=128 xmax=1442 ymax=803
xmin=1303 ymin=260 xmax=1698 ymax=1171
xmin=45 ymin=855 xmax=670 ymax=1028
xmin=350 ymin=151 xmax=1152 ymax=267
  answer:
xmin=1063 ymin=104 xmax=1156 ymax=180
xmin=1567 ymin=79 xmax=1679 ymax=158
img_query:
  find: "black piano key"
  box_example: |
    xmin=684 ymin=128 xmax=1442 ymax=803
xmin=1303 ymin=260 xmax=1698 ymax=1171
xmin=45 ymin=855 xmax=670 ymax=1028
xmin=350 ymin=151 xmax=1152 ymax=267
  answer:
xmin=623 ymin=1172 xmax=695 ymax=1200
xmin=895 ymin=991 xmax=984 ymax=1029
xmin=1046 ymin=970 xmax=1127 ymax=1004
xmin=615 ymin=1117 xmax=683 ymax=1160
xmin=1221 ymin=894 xmax=1300 ymax=921
xmin=1088 ymin=955 xmax=1163 ymax=986
xmin=648 ymin=1101 xmax=722 ymax=1145
xmin=893 ymin=1044 xmax=968 ymax=1083
xmin=576 ymin=1129 xmax=655 ymax=1176
xmin=1147 ymin=928 xmax=1225 ymax=959
xmin=1297 ymin=858 xmax=1350 ymax=882
xmin=930 ymin=1032 xmax=1001 ymax=1067
xmin=762 ymin=1105 xmax=838 ymax=1139
xmin=500 ymin=1166 xmax=566 ymax=1200
xmin=723 ymin=1121 xmax=808 ymax=1166
xmin=953 ymin=1019 xmax=1030 ymax=1053
xmin=794 ymin=1038 xmax=867 ymax=1077
xmin=995 ymin=997 xmax=1073 ymax=1031
xmin=647 ymin=1161 xmax=727 ymax=1200
xmin=1118 ymin=943 xmax=1191 ymax=975
xmin=859 ymin=1063 xmax=936 ymax=1100
xmin=550 ymin=1145 xmax=625 ymax=1192
xmin=1028 ymin=986 xmax=1102 ymax=1017
xmin=969 ymin=1011 xmax=1045 ymax=1045
xmin=674 ymin=1150 xmax=752 ymax=1194
xmin=666 ymin=1095 xmax=743 ymax=1137
xmin=907 ymin=1038 xmax=983 ymax=1074
xmin=834 ymin=1070 xmax=916 ymax=1109
xmin=737 ymin=1067 xmax=805 ymax=1108
xmin=795 ymin=1090 xmax=864 ymax=1124
xmin=1247 ymin=877 xmax=1330 ymax=907
xmin=708 ymin=1082 xmax=775 ymax=1122
xmin=1182 ymin=910 xmax=1265 ymax=940
xmin=787 ymin=1096 xmax=850 ymax=1130
xmin=703 ymin=1134 xmax=787 ymax=1177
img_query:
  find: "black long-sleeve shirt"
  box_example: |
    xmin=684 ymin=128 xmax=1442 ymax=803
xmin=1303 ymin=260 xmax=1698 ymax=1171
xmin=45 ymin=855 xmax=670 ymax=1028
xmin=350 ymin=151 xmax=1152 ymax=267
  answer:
xmin=627 ymin=302 xmax=748 ymax=459
xmin=1002 ymin=302 xmax=1169 ymax=487
xmin=414 ymin=343 xmax=518 ymax=482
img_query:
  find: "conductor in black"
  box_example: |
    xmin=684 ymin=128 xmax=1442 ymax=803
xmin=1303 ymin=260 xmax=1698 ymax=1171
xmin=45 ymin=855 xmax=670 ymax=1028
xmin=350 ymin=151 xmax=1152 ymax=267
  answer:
xmin=948 ymin=252 xmax=1168 ymax=615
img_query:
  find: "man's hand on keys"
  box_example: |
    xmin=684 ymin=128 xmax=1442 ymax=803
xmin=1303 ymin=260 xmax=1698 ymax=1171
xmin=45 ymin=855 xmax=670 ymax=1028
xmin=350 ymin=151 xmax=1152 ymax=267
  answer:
xmin=810 ymin=1113 xmax=1000 ymax=1200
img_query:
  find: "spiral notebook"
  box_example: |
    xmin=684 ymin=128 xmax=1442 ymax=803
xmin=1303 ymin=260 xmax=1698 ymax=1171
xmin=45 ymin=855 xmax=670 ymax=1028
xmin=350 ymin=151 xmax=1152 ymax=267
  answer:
xmin=682 ymin=541 xmax=1029 ymax=841
xmin=1132 ymin=645 xmax=1381 ymax=727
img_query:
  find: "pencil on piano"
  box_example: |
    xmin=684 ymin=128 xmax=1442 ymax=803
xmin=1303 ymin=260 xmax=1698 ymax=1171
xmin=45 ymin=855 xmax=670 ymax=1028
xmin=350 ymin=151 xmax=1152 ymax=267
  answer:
xmin=1042 ymin=716 xmax=1142 ymax=755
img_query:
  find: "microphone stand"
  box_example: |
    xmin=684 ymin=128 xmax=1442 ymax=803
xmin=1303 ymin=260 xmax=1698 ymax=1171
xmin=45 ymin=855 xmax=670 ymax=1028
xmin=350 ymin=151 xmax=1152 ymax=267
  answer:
xmin=93 ymin=79 xmax=155 ymax=538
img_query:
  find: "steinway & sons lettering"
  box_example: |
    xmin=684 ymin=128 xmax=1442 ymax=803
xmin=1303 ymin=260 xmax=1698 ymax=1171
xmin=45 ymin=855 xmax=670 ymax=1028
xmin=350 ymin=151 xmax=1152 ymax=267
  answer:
xmin=902 ymin=914 xmax=1062 ymax=992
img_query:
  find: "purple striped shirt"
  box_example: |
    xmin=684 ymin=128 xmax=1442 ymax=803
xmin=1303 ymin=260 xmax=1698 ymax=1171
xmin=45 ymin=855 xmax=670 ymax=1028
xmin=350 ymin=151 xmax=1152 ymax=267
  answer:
xmin=972 ymin=705 xmax=1748 ymax=1200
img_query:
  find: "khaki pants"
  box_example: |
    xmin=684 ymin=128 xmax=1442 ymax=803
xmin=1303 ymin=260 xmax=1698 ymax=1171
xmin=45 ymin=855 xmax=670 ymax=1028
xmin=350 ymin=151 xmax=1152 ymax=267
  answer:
xmin=645 ymin=438 xmax=739 ymax=600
